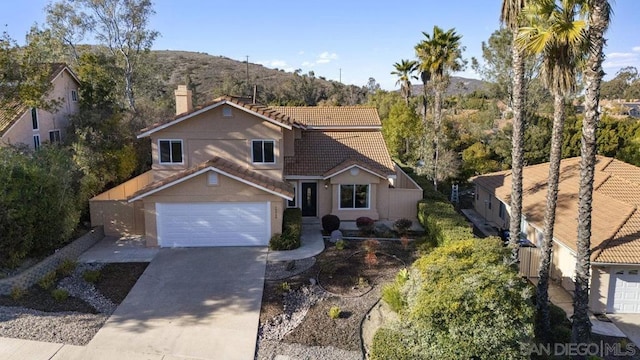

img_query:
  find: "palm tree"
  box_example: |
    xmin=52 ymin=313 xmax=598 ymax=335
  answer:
xmin=415 ymin=26 xmax=465 ymax=190
xmin=517 ymin=0 xmax=587 ymax=341
xmin=501 ymin=0 xmax=527 ymax=262
xmin=391 ymin=59 xmax=417 ymax=105
xmin=572 ymin=0 xmax=611 ymax=349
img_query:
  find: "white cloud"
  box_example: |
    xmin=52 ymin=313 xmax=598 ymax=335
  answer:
xmin=633 ymin=46 xmax=640 ymax=52
xmin=298 ymin=50 xmax=305 ymax=55
xmin=607 ymin=52 xmax=636 ymax=59
xmin=316 ymin=51 xmax=338 ymax=64
xmin=256 ymin=59 xmax=289 ymax=68
xmin=301 ymin=61 xmax=313 ymax=67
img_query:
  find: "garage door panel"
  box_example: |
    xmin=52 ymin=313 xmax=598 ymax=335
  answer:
xmin=609 ymin=269 xmax=640 ymax=313
xmin=156 ymin=202 xmax=269 ymax=247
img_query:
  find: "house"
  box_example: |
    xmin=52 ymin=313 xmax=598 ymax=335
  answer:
xmin=90 ymin=85 xmax=422 ymax=248
xmin=0 ymin=63 xmax=80 ymax=149
xmin=473 ymin=156 xmax=640 ymax=314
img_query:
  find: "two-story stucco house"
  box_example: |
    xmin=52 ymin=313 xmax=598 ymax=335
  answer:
xmin=90 ymin=86 xmax=422 ymax=248
xmin=0 ymin=63 xmax=80 ymax=149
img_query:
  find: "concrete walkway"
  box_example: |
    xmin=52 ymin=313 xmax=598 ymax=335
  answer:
xmin=78 ymin=236 xmax=159 ymax=263
xmin=267 ymin=219 xmax=325 ymax=262
xmin=608 ymin=314 xmax=640 ymax=347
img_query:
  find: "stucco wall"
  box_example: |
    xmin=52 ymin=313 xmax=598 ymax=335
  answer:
xmin=150 ymin=105 xmax=284 ymax=181
xmin=1 ymin=69 xmax=79 ymax=148
xmin=552 ymin=242 xmax=577 ymax=291
xmin=590 ymin=266 xmax=610 ymax=313
xmin=142 ymin=171 xmax=284 ymax=246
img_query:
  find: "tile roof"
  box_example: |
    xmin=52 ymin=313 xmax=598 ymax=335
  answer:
xmin=129 ymin=157 xmax=294 ymax=201
xmin=138 ymin=96 xmax=300 ymax=136
xmin=0 ymin=63 xmax=73 ymax=136
xmin=272 ymin=106 xmax=381 ymax=127
xmin=284 ymin=131 xmax=395 ymax=177
xmin=472 ymin=156 xmax=640 ymax=264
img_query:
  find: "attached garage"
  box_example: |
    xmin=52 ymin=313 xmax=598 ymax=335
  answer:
xmin=156 ymin=202 xmax=270 ymax=247
xmin=608 ymin=268 xmax=640 ymax=313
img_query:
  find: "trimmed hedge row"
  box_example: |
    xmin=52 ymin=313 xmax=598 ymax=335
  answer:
xmin=269 ymin=208 xmax=302 ymax=251
xmin=417 ymin=199 xmax=473 ymax=249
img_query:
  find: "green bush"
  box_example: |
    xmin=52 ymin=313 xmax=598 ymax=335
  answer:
xmin=416 ymin=199 xmax=474 ymax=251
xmin=382 ymin=283 xmax=405 ymax=313
xmin=51 ymin=288 xmax=69 ymax=302
xmin=270 ymin=208 xmax=302 ymax=251
xmin=393 ymin=218 xmax=412 ymax=235
xmin=328 ymin=306 xmax=341 ymax=319
xmin=38 ymin=271 xmax=58 ymax=290
xmin=370 ymin=328 xmax=413 ymax=360
xmin=57 ymin=259 xmax=77 ymax=278
xmin=335 ymin=239 xmax=346 ymax=250
xmin=10 ymin=287 xmax=26 ymax=300
xmin=83 ymin=269 xmax=101 ymax=283
xmin=322 ymin=214 xmax=340 ymax=233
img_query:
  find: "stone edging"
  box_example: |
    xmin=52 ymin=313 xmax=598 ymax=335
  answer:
xmin=0 ymin=227 xmax=105 ymax=295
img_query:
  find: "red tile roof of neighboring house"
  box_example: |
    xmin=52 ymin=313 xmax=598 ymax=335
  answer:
xmin=0 ymin=63 xmax=77 ymax=136
xmin=272 ymin=106 xmax=381 ymax=127
xmin=129 ymin=156 xmax=294 ymax=201
xmin=472 ymin=156 xmax=640 ymax=264
xmin=284 ymin=131 xmax=396 ymax=178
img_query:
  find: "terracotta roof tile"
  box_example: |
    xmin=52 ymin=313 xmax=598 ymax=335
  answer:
xmin=130 ymin=157 xmax=294 ymax=200
xmin=473 ymin=156 xmax=640 ymax=264
xmin=272 ymin=106 xmax=381 ymax=127
xmin=284 ymin=131 xmax=395 ymax=177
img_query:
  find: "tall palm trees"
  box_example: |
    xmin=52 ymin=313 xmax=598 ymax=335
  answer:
xmin=517 ymin=0 xmax=587 ymax=340
xmin=501 ymin=0 xmax=527 ymax=261
xmin=572 ymin=0 xmax=611 ymax=349
xmin=415 ymin=26 xmax=465 ymax=190
xmin=391 ymin=59 xmax=417 ymax=104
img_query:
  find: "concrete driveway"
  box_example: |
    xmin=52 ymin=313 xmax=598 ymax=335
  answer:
xmin=86 ymin=247 xmax=267 ymax=360
xmin=608 ymin=314 xmax=640 ymax=348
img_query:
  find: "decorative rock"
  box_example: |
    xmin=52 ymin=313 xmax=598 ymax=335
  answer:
xmin=330 ymin=230 xmax=343 ymax=243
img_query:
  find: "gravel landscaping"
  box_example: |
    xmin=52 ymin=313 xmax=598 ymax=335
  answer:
xmin=0 ymin=262 xmax=147 ymax=345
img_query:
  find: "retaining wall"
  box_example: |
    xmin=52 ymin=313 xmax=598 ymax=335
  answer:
xmin=0 ymin=227 xmax=104 ymax=295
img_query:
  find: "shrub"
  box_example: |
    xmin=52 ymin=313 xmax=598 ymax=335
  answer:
xmin=38 ymin=271 xmax=58 ymax=290
xmin=10 ymin=286 xmax=26 ymax=300
xmin=416 ymin=199 xmax=474 ymax=252
xmin=370 ymin=328 xmax=412 ymax=360
xmin=356 ymin=217 xmax=375 ymax=235
xmin=269 ymin=233 xmax=297 ymax=251
xmin=328 ymin=306 xmax=341 ymax=319
xmin=335 ymin=239 xmax=346 ymax=250
xmin=51 ymin=288 xmax=69 ymax=302
xmin=393 ymin=218 xmax=413 ymax=235
xmin=322 ymin=214 xmax=340 ymax=233
xmin=83 ymin=269 xmax=101 ymax=283
xmin=382 ymin=283 xmax=405 ymax=313
xmin=281 ymin=282 xmax=291 ymax=292
xmin=57 ymin=259 xmax=77 ymax=278
xmin=270 ymin=208 xmax=303 ymax=251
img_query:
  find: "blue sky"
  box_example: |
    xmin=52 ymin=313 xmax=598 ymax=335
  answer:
xmin=3 ymin=0 xmax=640 ymax=90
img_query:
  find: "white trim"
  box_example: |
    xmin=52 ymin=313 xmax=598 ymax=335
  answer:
xmin=157 ymin=139 xmax=184 ymax=165
xmin=128 ymin=167 xmax=293 ymax=202
xmin=48 ymin=129 xmax=62 ymax=143
xmin=33 ymin=134 xmax=40 ymax=149
xmin=266 ymin=201 xmax=272 ymax=240
xmin=284 ymin=175 xmax=323 ymax=180
xmin=137 ymin=99 xmax=292 ymax=138
xmin=251 ymin=139 xmax=276 ymax=164
xmin=51 ymin=66 xmax=81 ymax=85
xmin=31 ymin=108 xmax=39 ymax=130
xmin=305 ymin=125 xmax=381 ymax=130
xmin=338 ymin=183 xmax=371 ymax=210
xmin=593 ymin=262 xmax=640 ymax=267
xmin=323 ymin=164 xmax=386 ymax=180
xmin=71 ymin=89 xmax=78 ymax=102
xmin=287 ymin=182 xmax=297 ymax=208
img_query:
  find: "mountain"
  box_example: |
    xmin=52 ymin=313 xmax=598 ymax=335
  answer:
xmin=409 ymin=77 xmax=488 ymax=97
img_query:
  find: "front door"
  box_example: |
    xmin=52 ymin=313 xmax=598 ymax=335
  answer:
xmin=301 ymin=182 xmax=317 ymax=217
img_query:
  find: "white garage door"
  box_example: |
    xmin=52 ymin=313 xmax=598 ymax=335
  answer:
xmin=609 ymin=269 xmax=640 ymax=313
xmin=156 ymin=202 xmax=270 ymax=247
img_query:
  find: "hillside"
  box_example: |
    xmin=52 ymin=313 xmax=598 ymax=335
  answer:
xmin=149 ymin=50 xmax=486 ymax=105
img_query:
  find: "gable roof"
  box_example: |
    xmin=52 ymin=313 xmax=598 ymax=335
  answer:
xmin=472 ymin=156 xmax=640 ymax=264
xmin=137 ymin=96 xmax=301 ymax=138
xmin=272 ymin=106 xmax=381 ymax=128
xmin=128 ymin=156 xmax=294 ymax=202
xmin=284 ymin=131 xmax=396 ymax=178
xmin=0 ymin=63 xmax=79 ymax=136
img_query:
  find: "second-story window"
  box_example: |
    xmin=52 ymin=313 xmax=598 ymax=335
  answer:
xmin=252 ymin=140 xmax=275 ymax=164
xmin=31 ymin=108 xmax=38 ymax=130
xmin=159 ymin=139 xmax=183 ymax=164
xmin=71 ymin=90 xmax=78 ymax=102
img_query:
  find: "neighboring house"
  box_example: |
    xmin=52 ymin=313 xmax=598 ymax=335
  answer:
xmin=625 ymin=102 xmax=640 ymax=118
xmin=0 ymin=63 xmax=80 ymax=149
xmin=90 ymin=85 xmax=422 ymax=248
xmin=473 ymin=156 xmax=640 ymax=314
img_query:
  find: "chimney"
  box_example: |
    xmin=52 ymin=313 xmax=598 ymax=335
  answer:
xmin=174 ymin=85 xmax=193 ymax=115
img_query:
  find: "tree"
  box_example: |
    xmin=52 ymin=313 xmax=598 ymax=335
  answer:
xmin=415 ymin=26 xmax=466 ymax=190
xmin=501 ymin=0 xmax=528 ymax=264
xmin=46 ymin=0 xmax=159 ymax=111
xmin=517 ymin=0 xmax=587 ymax=340
xmin=383 ymin=101 xmax=422 ymax=163
xmin=600 ymin=66 xmax=637 ymax=99
xmin=572 ymin=0 xmax=611 ymax=351
xmin=461 ymin=142 xmax=500 ymax=177
xmin=391 ymin=59 xmax=418 ymax=104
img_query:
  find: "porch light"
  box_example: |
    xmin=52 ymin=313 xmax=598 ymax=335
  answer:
xmin=324 ymin=180 xmax=329 ymax=189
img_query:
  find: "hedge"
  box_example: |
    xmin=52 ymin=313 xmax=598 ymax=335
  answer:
xmin=269 ymin=208 xmax=302 ymax=251
xmin=417 ymin=199 xmax=473 ymax=249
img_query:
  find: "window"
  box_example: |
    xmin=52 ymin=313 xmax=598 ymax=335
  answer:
xmin=159 ymin=140 xmax=183 ymax=164
xmin=499 ymin=202 xmax=506 ymax=220
xmin=49 ymin=130 xmax=61 ymax=143
xmin=33 ymin=134 xmax=40 ymax=149
xmin=207 ymin=172 xmax=218 ymax=185
xmin=71 ymin=90 xmax=78 ymax=102
xmin=252 ymin=140 xmax=275 ymax=163
xmin=288 ymin=185 xmax=296 ymax=207
xmin=222 ymin=106 xmax=232 ymax=117
xmin=339 ymin=184 xmax=369 ymax=209
xmin=31 ymin=108 xmax=38 ymax=130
